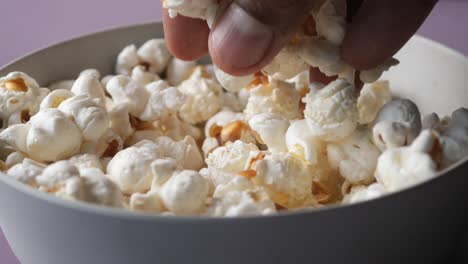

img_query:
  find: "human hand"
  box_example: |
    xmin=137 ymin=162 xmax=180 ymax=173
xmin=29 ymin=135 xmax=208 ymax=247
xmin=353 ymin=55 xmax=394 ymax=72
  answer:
xmin=162 ymin=0 xmax=438 ymax=76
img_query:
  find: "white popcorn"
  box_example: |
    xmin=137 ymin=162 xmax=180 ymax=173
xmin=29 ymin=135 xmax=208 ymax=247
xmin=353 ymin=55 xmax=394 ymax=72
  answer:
xmin=208 ymin=176 xmax=276 ymax=217
xmin=178 ymin=67 xmax=223 ymax=124
xmin=286 ymin=119 xmax=322 ymax=165
xmin=129 ymin=191 xmax=164 ymax=213
xmin=137 ymin=39 xmax=172 ymax=74
xmin=358 ymin=81 xmax=392 ymax=124
xmin=131 ymin=65 xmax=161 ymax=86
xmin=163 ymin=0 xmax=216 ymax=20
xmin=126 ymin=130 xmax=163 ymax=147
xmin=153 ymin=136 xmax=204 ymax=171
xmin=375 ymin=130 xmax=438 ymax=192
xmin=151 ymin=114 xmax=203 ymax=142
xmin=6 ymin=158 xmax=45 ymax=185
xmin=204 ymin=110 xmax=245 ymax=138
xmin=200 ymin=166 xmax=237 ymax=188
xmin=244 ymin=77 xmax=301 ymax=120
xmin=0 ymin=109 xmax=82 ymax=162
xmin=360 ymin=58 xmax=399 ymax=83
xmin=106 ymin=140 xmax=159 ymax=193
xmin=439 ymin=108 xmax=468 ymax=168
xmin=313 ymin=0 xmax=347 ymax=45
xmin=139 ymin=82 xmax=186 ymax=121
xmin=253 ymin=152 xmax=313 ymax=208
xmin=79 ymin=168 xmax=123 ymax=207
xmin=70 ymin=70 xmax=106 ymax=106
xmin=106 ymin=75 xmax=149 ymax=116
xmin=80 ymin=129 xmax=124 ymax=158
xmin=39 ymin=89 xmax=75 ymax=110
xmin=220 ymin=92 xmax=244 ymax=112
xmin=287 ymin=70 xmax=310 ymax=95
xmin=304 ymin=79 xmax=359 ymax=141
xmin=166 ymin=57 xmax=196 ymax=86
xmin=158 ymin=170 xmax=209 ymax=215
xmin=36 ymin=161 xmax=86 ymax=201
xmin=115 ymin=44 xmax=139 ymax=76
xmin=68 ymin=154 xmax=103 ymax=173
xmin=101 ymin=75 xmax=115 ymax=89
xmin=150 ymin=158 xmax=180 ymax=187
xmin=58 ymin=95 xmax=110 ymax=142
xmin=49 ymin=80 xmax=75 ymax=91
xmin=213 ymin=65 xmax=254 ymax=93
xmin=327 ymin=127 xmax=381 ymax=184
xmin=372 ymin=99 xmax=421 ymax=151
xmin=202 ymin=137 xmax=219 ymax=157
xmin=342 ymin=183 xmax=387 ymax=204
xmin=108 ymin=104 xmax=134 ymax=140
xmin=5 ymin=151 xmax=26 ymax=168
xmin=249 ymin=113 xmax=289 ymax=153
xmin=206 ymin=141 xmax=260 ymax=174
xmin=262 ymin=45 xmax=309 ymax=81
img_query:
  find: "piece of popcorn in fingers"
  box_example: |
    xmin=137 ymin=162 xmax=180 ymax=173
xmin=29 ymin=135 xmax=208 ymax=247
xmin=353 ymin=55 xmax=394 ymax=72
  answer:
xmin=213 ymin=65 xmax=254 ymax=93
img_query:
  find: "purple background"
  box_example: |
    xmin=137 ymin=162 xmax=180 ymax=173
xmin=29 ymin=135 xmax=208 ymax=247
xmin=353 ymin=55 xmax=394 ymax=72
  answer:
xmin=0 ymin=1 xmax=467 ymax=263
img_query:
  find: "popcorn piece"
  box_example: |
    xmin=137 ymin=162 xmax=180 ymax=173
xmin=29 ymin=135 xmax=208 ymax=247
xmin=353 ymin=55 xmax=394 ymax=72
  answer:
xmin=357 ymin=81 xmax=392 ymax=124
xmin=204 ymin=110 xmax=245 ymax=138
xmin=0 ymin=109 xmax=82 ymax=162
xmin=249 ymin=113 xmax=289 ymax=153
xmin=36 ymin=161 xmax=86 ymax=201
xmin=163 ymin=0 xmax=216 ymax=20
xmin=342 ymin=183 xmax=387 ymax=204
xmin=327 ymin=127 xmax=381 ymax=184
xmin=129 ymin=191 xmax=164 ymax=213
xmin=213 ymin=65 xmax=254 ymax=93
xmin=439 ymin=108 xmax=468 ymax=168
xmin=372 ymin=99 xmax=422 ymax=151
xmin=139 ymin=81 xmax=186 ymax=121
xmin=158 ymin=170 xmax=209 ymax=215
xmin=202 ymin=137 xmax=219 ymax=158
xmin=137 ymin=39 xmax=172 ymax=74
xmin=150 ymin=158 xmax=180 ymax=187
xmin=49 ymin=80 xmax=75 ymax=91
xmin=101 ymin=75 xmax=115 ymax=89
xmin=313 ymin=0 xmax=347 ymax=45
xmin=375 ymin=130 xmax=438 ymax=192
xmin=253 ymin=152 xmax=313 ymax=208
xmin=58 ymin=95 xmax=110 ymax=142
xmin=39 ymin=89 xmax=75 ymax=110
xmin=178 ymin=67 xmax=223 ymax=124
xmin=286 ymin=119 xmax=322 ymax=165
xmin=166 ymin=57 xmax=196 ymax=86
xmin=106 ymin=75 xmax=149 ymax=116
xmin=150 ymin=114 xmax=203 ymax=142
xmin=126 ymin=130 xmax=163 ymax=147
xmin=131 ymin=66 xmax=161 ymax=86
xmin=5 ymin=151 xmax=25 ymax=168
xmin=304 ymin=79 xmax=359 ymax=141
xmin=220 ymin=92 xmax=244 ymax=112
xmin=200 ymin=166 xmax=237 ymax=188
xmin=206 ymin=141 xmax=260 ymax=174
xmin=108 ymin=104 xmax=134 ymax=140
xmin=244 ymin=77 xmax=301 ymax=120
xmin=80 ymin=168 xmax=123 ymax=207
xmin=70 ymin=70 xmax=106 ymax=106
xmin=6 ymin=158 xmax=45 ymax=185
xmin=360 ymin=58 xmax=399 ymax=84
xmin=115 ymin=44 xmax=139 ymax=75
xmin=83 ymin=130 xmax=124 ymax=158
xmin=69 ymin=154 xmax=103 ymax=173
xmin=153 ymin=136 xmax=204 ymax=171
xmin=262 ymin=45 xmax=309 ymax=81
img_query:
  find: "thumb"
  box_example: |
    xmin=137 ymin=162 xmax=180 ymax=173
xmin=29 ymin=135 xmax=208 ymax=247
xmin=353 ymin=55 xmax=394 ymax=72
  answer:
xmin=209 ymin=0 xmax=319 ymax=76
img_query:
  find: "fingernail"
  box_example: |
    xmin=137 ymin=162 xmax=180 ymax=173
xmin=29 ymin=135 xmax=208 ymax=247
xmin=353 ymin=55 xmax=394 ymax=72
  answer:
xmin=210 ymin=3 xmax=273 ymax=69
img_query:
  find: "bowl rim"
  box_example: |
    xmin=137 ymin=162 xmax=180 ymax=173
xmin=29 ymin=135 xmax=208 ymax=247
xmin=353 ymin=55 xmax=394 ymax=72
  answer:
xmin=1 ymin=21 xmax=468 ymax=222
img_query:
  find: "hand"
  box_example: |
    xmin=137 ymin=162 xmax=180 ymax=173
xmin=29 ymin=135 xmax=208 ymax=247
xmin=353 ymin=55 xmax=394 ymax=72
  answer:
xmin=162 ymin=0 xmax=438 ymax=76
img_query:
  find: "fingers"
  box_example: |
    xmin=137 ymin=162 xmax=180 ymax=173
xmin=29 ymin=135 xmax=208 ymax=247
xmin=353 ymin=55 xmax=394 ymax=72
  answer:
xmin=162 ymin=9 xmax=210 ymax=61
xmin=209 ymin=0 xmax=317 ymax=76
xmin=342 ymin=0 xmax=438 ymax=70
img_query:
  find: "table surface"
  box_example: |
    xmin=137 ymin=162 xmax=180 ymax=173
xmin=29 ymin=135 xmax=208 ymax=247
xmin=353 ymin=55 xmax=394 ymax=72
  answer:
xmin=1 ymin=1 xmax=467 ymax=263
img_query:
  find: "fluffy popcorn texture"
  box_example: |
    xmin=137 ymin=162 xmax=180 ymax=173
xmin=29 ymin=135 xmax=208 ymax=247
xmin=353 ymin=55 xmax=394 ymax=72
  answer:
xmin=248 ymin=113 xmax=289 ymax=153
xmin=115 ymin=45 xmax=139 ymax=76
xmin=163 ymin=0 xmax=216 ymax=20
xmin=158 ymin=170 xmax=209 ymax=215
xmin=220 ymin=92 xmax=244 ymax=112
xmin=58 ymin=95 xmax=110 ymax=142
xmin=206 ymin=141 xmax=260 ymax=174
xmin=375 ymin=130 xmax=438 ymax=192
xmin=80 ymin=168 xmax=123 ymax=207
xmin=214 ymin=65 xmax=254 ymax=93
xmin=342 ymin=183 xmax=387 ymax=204
xmin=304 ymin=79 xmax=359 ymax=141
xmin=204 ymin=110 xmax=245 ymax=138
xmin=286 ymin=119 xmax=322 ymax=165
xmin=5 ymin=151 xmax=26 ymax=168
xmin=108 ymin=104 xmax=134 ymax=140
xmin=358 ymin=81 xmax=392 ymax=124
xmin=40 ymin=89 xmax=75 ymax=110
xmin=178 ymin=67 xmax=223 ymax=124
xmin=0 ymin=109 xmax=82 ymax=162
xmin=71 ymin=70 xmax=106 ymax=106
xmin=166 ymin=57 xmax=196 ymax=86
xmin=253 ymin=152 xmax=313 ymax=208
xmin=372 ymin=99 xmax=422 ymax=151
xmin=129 ymin=191 xmax=164 ymax=213
xmin=313 ymin=0 xmax=347 ymax=45
xmin=137 ymin=39 xmax=172 ymax=74
xmin=106 ymin=75 xmax=149 ymax=116
xmin=327 ymin=127 xmax=381 ymax=184
xmin=131 ymin=66 xmax=161 ymax=86
xmin=153 ymin=136 xmax=205 ymax=171
xmin=439 ymin=108 xmax=468 ymax=168
xmin=262 ymin=44 xmax=309 ymax=81
xmin=69 ymin=154 xmax=103 ymax=173
xmin=6 ymin=158 xmax=45 ymax=185
xmin=139 ymin=82 xmax=186 ymax=121
xmin=244 ymin=78 xmax=301 ymax=120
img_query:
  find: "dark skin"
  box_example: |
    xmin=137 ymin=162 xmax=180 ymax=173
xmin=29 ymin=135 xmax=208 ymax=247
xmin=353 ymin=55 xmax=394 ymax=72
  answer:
xmin=162 ymin=0 xmax=438 ymax=80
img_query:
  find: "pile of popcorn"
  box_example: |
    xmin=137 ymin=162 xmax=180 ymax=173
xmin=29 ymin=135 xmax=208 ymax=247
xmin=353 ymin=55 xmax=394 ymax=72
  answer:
xmin=0 ymin=0 xmax=466 ymax=217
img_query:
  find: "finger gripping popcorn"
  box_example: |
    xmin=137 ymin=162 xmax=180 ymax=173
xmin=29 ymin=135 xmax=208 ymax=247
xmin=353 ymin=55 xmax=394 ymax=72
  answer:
xmin=1 ymin=31 xmax=467 ymax=217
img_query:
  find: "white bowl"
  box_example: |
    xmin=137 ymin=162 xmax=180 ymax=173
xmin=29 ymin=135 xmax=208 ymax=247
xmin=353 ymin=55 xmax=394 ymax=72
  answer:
xmin=0 ymin=22 xmax=468 ymax=264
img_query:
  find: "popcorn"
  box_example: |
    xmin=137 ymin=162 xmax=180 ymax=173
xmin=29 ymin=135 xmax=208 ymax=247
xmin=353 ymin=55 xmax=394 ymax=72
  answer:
xmin=360 ymin=58 xmax=399 ymax=84
xmin=58 ymin=95 xmax=110 ymax=142
xmin=204 ymin=110 xmax=245 ymax=138
xmin=304 ymin=79 xmax=359 ymax=141
xmin=163 ymin=0 xmax=216 ymax=20
xmin=158 ymin=170 xmax=209 ymax=215
xmin=253 ymin=152 xmax=313 ymax=208
xmin=220 ymin=92 xmax=244 ymax=112
xmin=139 ymin=81 xmax=186 ymax=121
xmin=108 ymin=104 xmax=134 ymax=140
xmin=178 ymin=67 xmax=223 ymax=124
xmin=327 ymin=127 xmax=381 ymax=184
xmin=244 ymin=76 xmax=301 ymax=120
xmin=153 ymin=136 xmax=204 ymax=171
xmin=285 ymin=119 xmax=322 ymax=165
xmin=357 ymin=81 xmax=392 ymax=124
xmin=0 ymin=108 xmax=82 ymax=162
xmin=372 ymin=99 xmax=422 ymax=151
xmin=5 ymin=151 xmax=25 ymax=168
xmin=115 ymin=44 xmax=139 ymax=76
xmin=39 ymin=89 xmax=75 ymax=110
xmin=70 ymin=70 xmax=106 ymax=106
xmin=248 ymin=113 xmax=289 ymax=153
xmin=375 ymin=130 xmax=438 ymax=192
xmin=6 ymin=158 xmax=45 ymax=185
xmin=166 ymin=57 xmax=196 ymax=86
xmin=342 ymin=183 xmax=387 ymax=204
xmin=79 ymin=168 xmax=123 ymax=207
xmin=213 ymin=65 xmax=254 ymax=93
xmin=36 ymin=161 xmax=86 ymax=201
xmin=106 ymin=75 xmax=149 ymax=116
xmin=82 ymin=130 xmax=124 ymax=158
xmin=131 ymin=65 xmax=161 ymax=86
xmin=262 ymin=45 xmax=309 ymax=81
xmin=129 ymin=191 xmax=163 ymax=213
xmin=68 ymin=154 xmax=103 ymax=173
xmin=137 ymin=39 xmax=172 ymax=74
xmin=439 ymin=108 xmax=468 ymax=168
xmin=312 ymin=0 xmax=347 ymax=45
xmin=206 ymin=141 xmax=260 ymax=174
